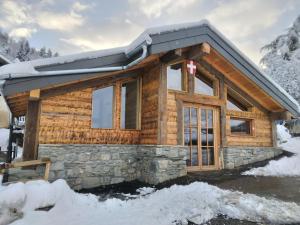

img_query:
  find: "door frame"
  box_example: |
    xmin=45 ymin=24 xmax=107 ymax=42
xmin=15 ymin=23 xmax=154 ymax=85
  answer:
xmin=183 ymin=103 xmax=220 ymax=171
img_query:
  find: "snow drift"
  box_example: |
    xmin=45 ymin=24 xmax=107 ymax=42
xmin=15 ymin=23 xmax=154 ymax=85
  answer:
xmin=243 ymin=124 xmax=300 ymax=177
xmin=1 ymin=179 xmax=300 ymax=225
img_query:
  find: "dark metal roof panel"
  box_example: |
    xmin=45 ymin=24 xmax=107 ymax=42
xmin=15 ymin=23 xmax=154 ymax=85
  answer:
xmin=36 ymin=52 xmax=128 ymax=72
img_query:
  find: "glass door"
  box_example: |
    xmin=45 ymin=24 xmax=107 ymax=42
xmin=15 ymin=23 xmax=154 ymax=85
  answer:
xmin=184 ymin=106 xmax=218 ymax=170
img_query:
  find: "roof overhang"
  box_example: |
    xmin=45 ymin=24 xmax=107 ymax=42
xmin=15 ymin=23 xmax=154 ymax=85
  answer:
xmin=1 ymin=21 xmax=299 ymax=117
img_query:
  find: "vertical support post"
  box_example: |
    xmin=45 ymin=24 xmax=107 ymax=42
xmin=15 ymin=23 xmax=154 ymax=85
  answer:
xmin=271 ymin=121 xmax=278 ymax=148
xmin=176 ymin=100 xmax=184 ymax=145
xmin=6 ymin=122 xmax=13 ymax=163
xmin=157 ymin=64 xmax=168 ymax=145
xmin=219 ymin=78 xmax=227 ymax=169
xmin=23 ymin=100 xmax=41 ymax=161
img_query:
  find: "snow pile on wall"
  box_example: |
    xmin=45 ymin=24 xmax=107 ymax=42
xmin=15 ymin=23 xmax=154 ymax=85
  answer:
xmin=0 ymin=128 xmax=9 ymax=152
xmin=277 ymin=124 xmax=291 ymax=143
xmin=243 ymin=125 xmax=300 ymax=177
xmin=1 ymin=179 xmax=300 ymax=225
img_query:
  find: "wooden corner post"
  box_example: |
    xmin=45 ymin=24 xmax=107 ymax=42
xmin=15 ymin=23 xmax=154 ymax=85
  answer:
xmin=157 ymin=64 xmax=168 ymax=145
xmin=23 ymin=90 xmax=41 ymax=161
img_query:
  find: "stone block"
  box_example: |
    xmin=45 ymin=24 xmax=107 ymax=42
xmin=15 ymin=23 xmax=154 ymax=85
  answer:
xmin=51 ymin=162 xmax=64 ymax=171
xmin=100 ymin=153 xmax=111 ymax=161
xmin=82 ymin=177 xmax=100 ymax=189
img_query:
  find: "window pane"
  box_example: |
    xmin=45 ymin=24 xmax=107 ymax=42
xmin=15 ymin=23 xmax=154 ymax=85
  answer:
xmin=184 ymin=128 xmax=191 ymax=146
xmin=191 ymin=147 xmax=198 ymax=166
xmin=92 ymin=86 xmax=114 ymax=128
xmin=227 ymin=95 xmax=248 ymax=111
xmin=195 ymin=73 xmax=214 ymax=96
xmin=202 ymin=147 xmax=208 ymax=166
xmin=191 ymin=128 xmax=198 ymax=146
xmin=121 ymin=80 xmax=139 ymax=129
xmin=184 ymin=108 xmax=190 ymax=125
xmin=191 ymin=108 xmax=197 ymax=126
xmin=186 ymin=148 xmax=191 ymax=166
xmin=208 ymin=147 xmax=214 ymax=165
xmin=230 ymin=119 xmax=251 ymax=134
xmin=167 ymin=63 xmax=184 ymax=91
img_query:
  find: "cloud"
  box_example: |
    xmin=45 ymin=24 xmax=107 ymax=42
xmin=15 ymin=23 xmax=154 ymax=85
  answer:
xmin=36 ymin=11 xmax=84 ymax=31
xmin=0 ymin=1 xmax=32 ymax=29
xmin=128 ymin=0 xmax=197 ymax=18
xmin=0 ymin=0 xmax=91 ymax=34
xmin=9 ymin=27 xmax=37 ymax=38
xmin=206 ymin=0 xmax=287 ymax=39
xmin=72 ymin=2 xmax=91 ymax=12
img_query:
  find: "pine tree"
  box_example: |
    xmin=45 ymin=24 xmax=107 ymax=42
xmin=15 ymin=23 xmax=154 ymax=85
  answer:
xmin=47 ymin=49 xmax=52 ymax=57
xmin=261 ymin=15 xmax=300 ymax=103
xmin=39 ymin=47 xmax=47 ymax=58
xmin=16 ymin=39 xmax=30 ymax=61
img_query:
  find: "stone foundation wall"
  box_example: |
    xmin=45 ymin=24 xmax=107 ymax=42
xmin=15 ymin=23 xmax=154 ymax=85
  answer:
xmin=223 ymin=147 xmax=283 ymax=169
xmin=38 ymin=144 xmax=188 ymax=190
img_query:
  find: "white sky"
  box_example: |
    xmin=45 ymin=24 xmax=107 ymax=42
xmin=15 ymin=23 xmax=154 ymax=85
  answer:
xmin=0 ymin=0 xmax=299 ymax=65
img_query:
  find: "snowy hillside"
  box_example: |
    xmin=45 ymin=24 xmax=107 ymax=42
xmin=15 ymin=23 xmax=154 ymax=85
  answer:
xmin=0 ymin=30 xmax=58 ymax=62
xmin=261 ymin=15 xmax=300 ymax=103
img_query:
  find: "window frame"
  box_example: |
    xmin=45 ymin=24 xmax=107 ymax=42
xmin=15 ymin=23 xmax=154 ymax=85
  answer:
xmin=120 ymin=78 xmax=142 ymax=130
xmin=91 ymin=84 xmax=116 ymax=130
xmin=166 ymin=60 xmax=188 ymax=93
xmin=229 ymin=117 xmax=255 ymax=137
xmin=194 ymin=65 xmax=219 ymax=98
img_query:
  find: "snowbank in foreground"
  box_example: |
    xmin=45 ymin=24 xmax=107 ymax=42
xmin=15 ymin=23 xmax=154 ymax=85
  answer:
xmin=1 ymin=179 xmax=300 ymax=225
xmin=243 ymin=124 xmax=300 ymax=177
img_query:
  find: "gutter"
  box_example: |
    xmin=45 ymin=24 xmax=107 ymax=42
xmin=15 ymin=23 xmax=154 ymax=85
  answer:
xmin=0 ymin=45 xmax=149 ymax=79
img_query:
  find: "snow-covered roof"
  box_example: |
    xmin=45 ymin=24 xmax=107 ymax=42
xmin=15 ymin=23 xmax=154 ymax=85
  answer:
xmin=0 ymin=54 xmax=11 ymax=65
xmin=0 ymin=20 xmax=299 ymax=116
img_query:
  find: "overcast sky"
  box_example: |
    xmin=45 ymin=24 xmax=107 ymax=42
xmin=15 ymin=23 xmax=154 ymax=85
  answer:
xmin=0 ymin=0 xmax=299 ymax=65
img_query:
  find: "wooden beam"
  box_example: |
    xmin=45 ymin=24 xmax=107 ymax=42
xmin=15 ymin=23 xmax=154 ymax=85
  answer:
xmin=157 ymin=64 xmax=168 ymax=144
xmin=29 ymin=89 xmax=40 ymax=100
xmin=175 ymin=93 xmax=225 ymax=106
xmin=176 ymin=99 xmax=184 ymax=145
xmin=219 ymin=78 xmax=227 ymax=148
xmin=175 ymin=48 xmax=183 ymax=56
xmin=23 ymin=100 xmax=41 ymax=161
xmin=188 ymin=43 xmax=210 ymax=60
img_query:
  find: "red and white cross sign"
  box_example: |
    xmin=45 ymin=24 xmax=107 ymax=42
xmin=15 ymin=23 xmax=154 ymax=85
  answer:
xmin=187 ymin=60 xmax=196 ymax=75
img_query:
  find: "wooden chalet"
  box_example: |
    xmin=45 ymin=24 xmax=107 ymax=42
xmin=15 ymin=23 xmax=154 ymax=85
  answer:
xmin=0 ymin=21 xmax=299 ymax=189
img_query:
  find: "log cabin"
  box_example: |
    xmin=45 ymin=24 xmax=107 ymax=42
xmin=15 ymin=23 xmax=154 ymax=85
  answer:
xmin=0 ymin=21 xmax=299 ymax=189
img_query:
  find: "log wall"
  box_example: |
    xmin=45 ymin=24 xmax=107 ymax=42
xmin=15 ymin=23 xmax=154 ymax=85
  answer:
xmin=39 ymin=64 xmax=162 ymax=145
xmin=226 ymin=108 xmax=273 ymax=147
xmin=39 ymin=84 xmax=141 ymax=144
xmin=140 ymin=65 xmax=160 ymax=144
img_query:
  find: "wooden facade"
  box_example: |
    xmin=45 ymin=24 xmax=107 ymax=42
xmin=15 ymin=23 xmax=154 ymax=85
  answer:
xmin=4 ymin=43 xmax=290 ymax=171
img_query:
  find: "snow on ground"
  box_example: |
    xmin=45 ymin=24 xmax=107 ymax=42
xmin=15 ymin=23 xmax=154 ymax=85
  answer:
xmin=1 ymin=179 xmax=300 ymax=225
xmin=243 ymin=124 xmax=300 ymax=177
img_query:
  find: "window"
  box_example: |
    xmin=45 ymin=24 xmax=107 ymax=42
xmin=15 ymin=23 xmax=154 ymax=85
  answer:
xmin=167 ymin=63 xmax=186 ymax=91
xmin=194 ymin=73 xmax=214 ymax=96
xmin=230 ymin=118 xmax=252 ymax=135
xmin=121 ymin=80 xmax=139 ymax=129
xmin=92 ymin=86 xmax=114 ymax=128
xmin=227 ymin=88 xmax=251 ymax=111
